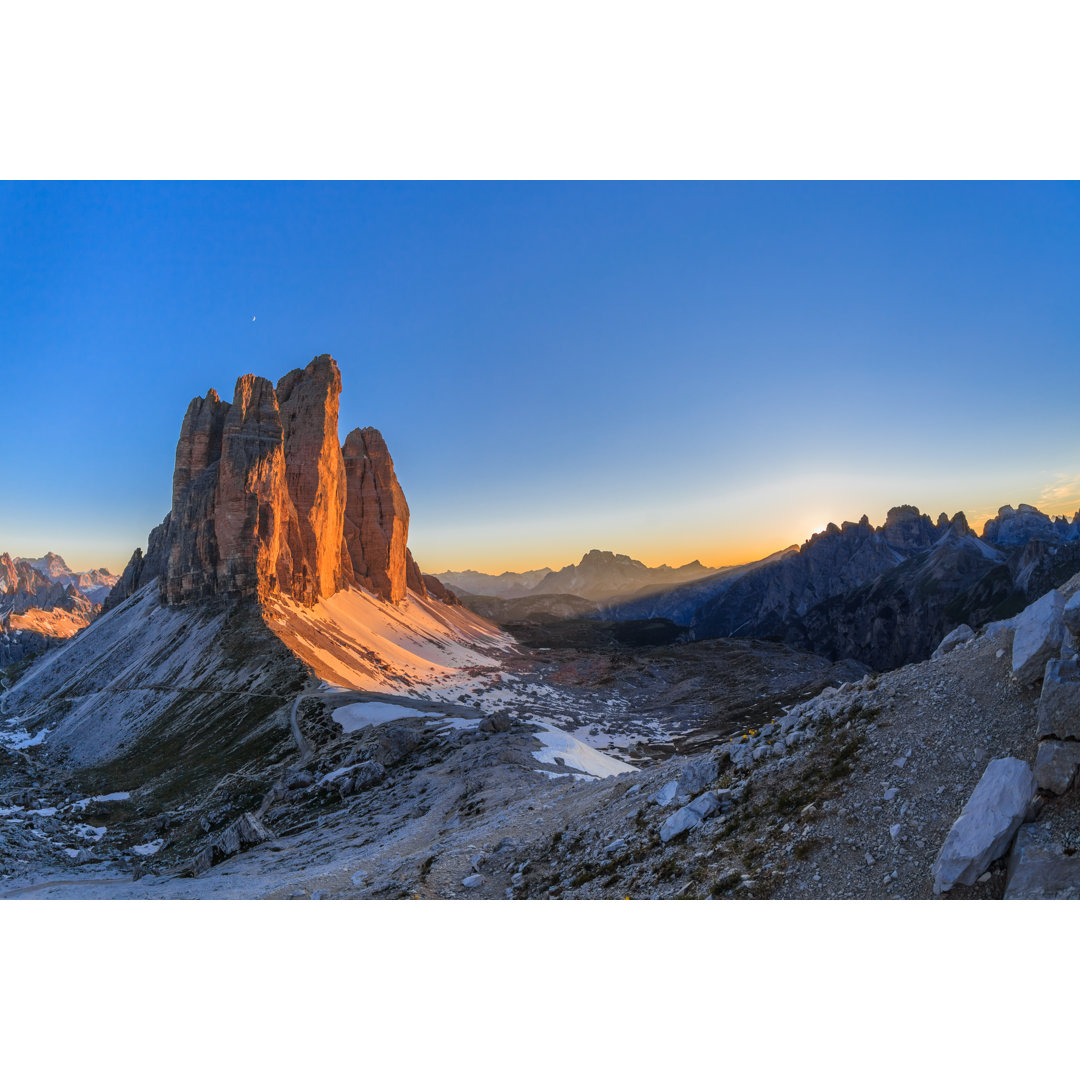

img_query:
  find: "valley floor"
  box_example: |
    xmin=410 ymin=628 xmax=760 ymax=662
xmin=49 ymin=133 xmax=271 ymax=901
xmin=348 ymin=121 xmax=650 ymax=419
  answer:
xmin=3 ymin=603 xmax=1075 ymax=900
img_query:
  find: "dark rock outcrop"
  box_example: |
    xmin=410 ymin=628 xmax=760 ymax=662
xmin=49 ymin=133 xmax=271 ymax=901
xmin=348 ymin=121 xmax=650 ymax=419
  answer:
xmin=422 ymin=573 xmax=459 ymax=605
xmin=607 ymin=503 xmax=1080 ymax=671
xmin=405 ymin=549 xmax=427 ymax=598
xmin=103 ymin=516 xmax=170 ymax=612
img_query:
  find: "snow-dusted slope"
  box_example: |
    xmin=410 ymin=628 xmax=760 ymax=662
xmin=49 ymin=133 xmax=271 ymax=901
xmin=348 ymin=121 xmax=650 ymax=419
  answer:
xmin=263 ymin=585 xmax=516 ymax=694
xmin=3 ymin=582 xmax=303 ymax=771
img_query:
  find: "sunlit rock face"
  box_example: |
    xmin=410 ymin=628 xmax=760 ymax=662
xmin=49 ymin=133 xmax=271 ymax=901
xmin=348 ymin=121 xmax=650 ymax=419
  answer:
xmin=150 ymin=355 xmax=421 ymax=608
xmin=213 ymin=373 xmax=301 ymax=602
xmin=342 ymin=427 xmax=411 ymax=604
xmin=276 ymin=356 xmax=348 ymax=604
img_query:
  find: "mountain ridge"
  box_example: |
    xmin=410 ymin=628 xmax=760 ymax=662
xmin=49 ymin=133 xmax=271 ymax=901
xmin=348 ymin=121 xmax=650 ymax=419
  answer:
xmin=604 ymin=503 xmax=1080 ymax=669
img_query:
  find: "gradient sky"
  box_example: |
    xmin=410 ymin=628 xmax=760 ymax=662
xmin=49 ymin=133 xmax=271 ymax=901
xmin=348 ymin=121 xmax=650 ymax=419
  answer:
xmin=2 ymin=181 xmax=1079 ymax=576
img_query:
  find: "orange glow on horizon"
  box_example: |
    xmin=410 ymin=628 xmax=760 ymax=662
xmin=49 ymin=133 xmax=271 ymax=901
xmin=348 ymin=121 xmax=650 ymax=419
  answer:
xmin=420 ymin=503 xmax=1080 ymax=577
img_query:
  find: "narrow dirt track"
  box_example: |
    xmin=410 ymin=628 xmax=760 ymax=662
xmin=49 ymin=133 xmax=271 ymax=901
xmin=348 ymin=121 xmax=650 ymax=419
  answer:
xmin=1 ymin=877 xmax=131 ymax=898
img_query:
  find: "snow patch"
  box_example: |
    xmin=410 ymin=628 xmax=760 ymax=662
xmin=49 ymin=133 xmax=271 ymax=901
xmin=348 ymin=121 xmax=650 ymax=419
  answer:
xmin=332 ymin=702 xmax=446 ymax=733
xmin=530 ymin=723 xmax=638 ymax=780
xmin=72 ymin=824 xmax=107 ymax=842
xmin=0 ymin=727 xmax=49 ymax=749
xmin=424 ymin=715 xmax=481 ymax=732
xmin=71 ymin=792 xmax=131 ymax=810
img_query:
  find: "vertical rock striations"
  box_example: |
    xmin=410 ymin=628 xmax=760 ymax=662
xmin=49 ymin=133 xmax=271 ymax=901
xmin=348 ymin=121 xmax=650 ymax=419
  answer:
xmin=171 ymin=389 xmax=229 ymax=506
xmin=212 ymin=373 xmax=300 ymax=602
xmin=149 ymin=355 xmax=426 ymax=609
xmin=342 ymin=427 xmax=410 ymax=603
xmin=276 ymin=356 xmax=348 ymax=604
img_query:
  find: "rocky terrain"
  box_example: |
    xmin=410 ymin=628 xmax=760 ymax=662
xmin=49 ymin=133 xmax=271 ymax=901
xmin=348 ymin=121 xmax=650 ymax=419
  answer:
xmin=3 ymin=354 xmax=1079 ymax=901
xmin=5 ymin=577 xmax=1076 ymax=901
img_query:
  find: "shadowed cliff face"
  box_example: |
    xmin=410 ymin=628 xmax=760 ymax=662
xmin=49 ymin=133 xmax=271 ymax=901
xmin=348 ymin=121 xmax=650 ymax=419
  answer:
xmin=122 ymin=354 xmax=421 ymax=609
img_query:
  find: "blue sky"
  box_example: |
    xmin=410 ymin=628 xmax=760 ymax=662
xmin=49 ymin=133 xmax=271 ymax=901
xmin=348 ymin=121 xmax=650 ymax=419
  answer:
xmin=2 ymin=181 xmax=1079 ymax=574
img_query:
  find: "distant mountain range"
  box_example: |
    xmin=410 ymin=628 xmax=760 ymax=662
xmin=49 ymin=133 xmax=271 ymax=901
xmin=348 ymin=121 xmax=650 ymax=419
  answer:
xmin=433 ymin=567 xmax=554 ymax=599
xmin=0 ymin=552 xmax=117 ymax=667
xmin=436 ymin=550 xmax=720 ymax=604
xmin=604 ymin=503 xmax=1080 ymax=669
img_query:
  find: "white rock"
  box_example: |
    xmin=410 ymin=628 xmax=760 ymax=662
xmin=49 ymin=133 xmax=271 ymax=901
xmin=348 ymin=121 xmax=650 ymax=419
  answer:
xmin=1035 ymin=658 xmax=1080 ymax=741
xmin=889 ymin=824 xmax=902 ymax=840
xmin=659 ymin=806 xmax=702 ymax=843
xmin=1011 ymin=590 xmax=1066 ymax=684
xmin=686 ymin=791 xmax=722 ymax=820
xmin=932 ymin=758 xmax=1036 ymax=893
xmin=1033 ymin=739 xmax=1080 ymax=795
xmin=883 ymin=787 xmax=900 ymax=801
xmin=1063 ymin=590 xmax=1080 ymax=635
xmin=462 ymin=874 xmax=484 ymax=889
xmin=676 ymin=759 xmax=719 ymax=798
xmin=649 ymin=780 xmax=680 ymax=808
xmin=932 ymin=624 xmax=974 ymax=660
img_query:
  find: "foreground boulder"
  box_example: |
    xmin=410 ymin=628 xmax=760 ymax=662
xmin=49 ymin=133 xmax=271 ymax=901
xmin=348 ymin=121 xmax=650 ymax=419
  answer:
xmin=1011 ymin=590 xmax=1065 ymax=684
xmin=676 ymin=758 xmax=720 ymax=798
xmin=1035 ymin=658 xmax=1080 ymax=740
xmin=187 ymin=812 xmax=275 ymax=876
xmin=1033 ymin=739 xmax=1080 ymax=795
xmin=1062 ymin=590 xmax=1080 ymax=636
xmin=1004 ymin=824 xmax=1080 ymax=899
xmin=660 ymin=789 xmax=724 ymax=842
xmin=932 ymin=624 xmax=974 ymax=660
xmin=932 ymin=757 xmax=1036 ymax=894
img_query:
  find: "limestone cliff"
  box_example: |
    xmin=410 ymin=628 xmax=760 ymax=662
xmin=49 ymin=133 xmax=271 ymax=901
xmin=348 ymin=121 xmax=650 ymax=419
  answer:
xmin=110 ymin=354 xmax=431 ymax=610
xmin=342 ymin=427 xmax=411 ymax=603
xmin=276 ymin=356 xmax=348 ymax=603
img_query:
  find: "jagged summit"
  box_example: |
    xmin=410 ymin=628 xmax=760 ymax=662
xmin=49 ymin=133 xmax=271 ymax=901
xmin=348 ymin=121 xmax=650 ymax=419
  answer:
xmin=1 ymin=551 xmax=117 ymax=665
xmin=607 ymin=500 xmax=1080 ymax=670
xmin=504 ymin=550 xmax=718 ymax=603
xmin=111 ymin=354 xmax=433 ymax=611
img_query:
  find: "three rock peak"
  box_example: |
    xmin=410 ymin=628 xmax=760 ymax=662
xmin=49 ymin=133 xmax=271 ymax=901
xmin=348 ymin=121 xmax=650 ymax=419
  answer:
xmin=163 ymin=354 xmax=424 ymax=607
